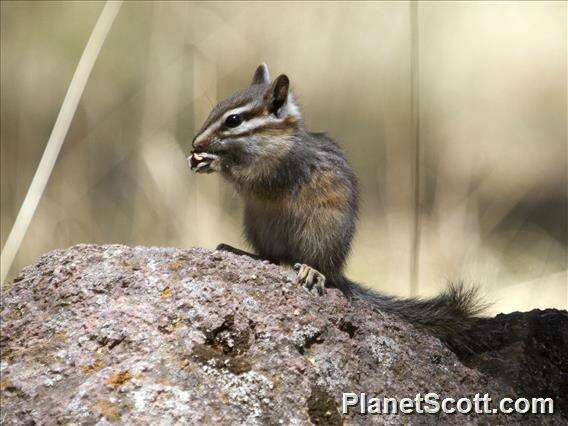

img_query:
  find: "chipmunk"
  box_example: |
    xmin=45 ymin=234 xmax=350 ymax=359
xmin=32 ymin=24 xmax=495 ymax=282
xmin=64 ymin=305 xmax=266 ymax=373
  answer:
xmin=189 ymin=64 xmax=484 ymax=353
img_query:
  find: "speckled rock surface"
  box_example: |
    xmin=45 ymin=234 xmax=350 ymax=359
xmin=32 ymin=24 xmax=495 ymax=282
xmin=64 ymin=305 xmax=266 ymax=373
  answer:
xmin=0 ymin=244 xmax=564 ymax=424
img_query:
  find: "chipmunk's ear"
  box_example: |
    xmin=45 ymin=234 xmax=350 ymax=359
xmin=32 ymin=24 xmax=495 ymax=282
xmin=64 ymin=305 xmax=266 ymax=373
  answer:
xmin=268 ymin=74 xmax=289 ymax=116
xmin=251 ymin=63 xmax=270 ymax=85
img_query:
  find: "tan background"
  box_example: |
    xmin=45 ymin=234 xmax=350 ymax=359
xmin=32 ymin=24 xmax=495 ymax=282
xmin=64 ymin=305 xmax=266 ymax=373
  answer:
xmin=1 ymin=1 xmax=566 ymax=313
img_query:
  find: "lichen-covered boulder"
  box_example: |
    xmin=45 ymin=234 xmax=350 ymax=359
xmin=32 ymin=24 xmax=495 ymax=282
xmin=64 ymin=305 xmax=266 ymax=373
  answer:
xmin=0 ymin=244 xmax=564 ymax=424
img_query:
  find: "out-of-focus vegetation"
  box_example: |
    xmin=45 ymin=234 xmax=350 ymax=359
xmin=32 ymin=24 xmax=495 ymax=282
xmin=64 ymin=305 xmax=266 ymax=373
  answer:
xmin=1 ymin=1 xmax=566 ymax=313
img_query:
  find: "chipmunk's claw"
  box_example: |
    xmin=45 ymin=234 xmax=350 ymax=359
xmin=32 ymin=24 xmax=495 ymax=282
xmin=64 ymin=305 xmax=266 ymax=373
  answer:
xmin=293 ymin=263 xmax=326 ymax=296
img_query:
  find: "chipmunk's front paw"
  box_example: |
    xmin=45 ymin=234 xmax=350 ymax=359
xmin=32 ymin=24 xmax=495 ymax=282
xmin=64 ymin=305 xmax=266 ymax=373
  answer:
xmin=188 ymin=152 xmax=221 ymax=174
xmin=293 ymin=263 xmax=326 ymax=296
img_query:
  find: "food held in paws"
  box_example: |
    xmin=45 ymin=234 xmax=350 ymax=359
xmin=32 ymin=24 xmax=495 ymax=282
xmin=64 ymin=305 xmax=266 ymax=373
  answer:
xmin=188 ymin=152 xmax=219 ymax=174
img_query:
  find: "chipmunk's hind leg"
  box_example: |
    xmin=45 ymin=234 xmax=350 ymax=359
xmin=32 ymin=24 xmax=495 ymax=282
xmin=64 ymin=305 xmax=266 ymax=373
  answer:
xmin=293 ymin=263 xmax=326 ymax=296
xmin=216 ymin=243 xmax=280 ymax=264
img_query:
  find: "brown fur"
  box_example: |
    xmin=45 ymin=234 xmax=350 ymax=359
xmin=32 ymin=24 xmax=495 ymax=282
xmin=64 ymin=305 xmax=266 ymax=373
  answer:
xmin=297 ymin=169 xmax=351 ymax=211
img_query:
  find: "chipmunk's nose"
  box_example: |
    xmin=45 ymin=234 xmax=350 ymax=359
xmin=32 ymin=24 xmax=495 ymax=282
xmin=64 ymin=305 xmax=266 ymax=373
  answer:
xmin=192 ymin=133 xmax=209 ymax=152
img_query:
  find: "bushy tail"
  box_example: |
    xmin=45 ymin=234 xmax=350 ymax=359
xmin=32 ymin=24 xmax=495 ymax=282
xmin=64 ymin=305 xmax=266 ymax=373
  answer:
xmin=343 ymin=277 xmax=487 ymax=354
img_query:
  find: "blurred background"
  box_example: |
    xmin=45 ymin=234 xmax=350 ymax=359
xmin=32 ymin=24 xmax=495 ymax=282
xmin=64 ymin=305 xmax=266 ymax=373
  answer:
xmin=1 ymin=1 xmax=566 ymax=314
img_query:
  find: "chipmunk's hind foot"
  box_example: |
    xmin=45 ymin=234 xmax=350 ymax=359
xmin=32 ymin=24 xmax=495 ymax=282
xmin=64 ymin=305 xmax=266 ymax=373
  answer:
xmin=293 ymin=263 xmax=326 ymax=296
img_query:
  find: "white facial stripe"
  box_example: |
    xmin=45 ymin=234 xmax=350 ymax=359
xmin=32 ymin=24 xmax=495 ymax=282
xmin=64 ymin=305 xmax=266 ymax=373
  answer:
xmin=194 ymin=103 xmax=257 ymax=146
xmin=194 ymin=94 xmax=301 ymax=145
xmin=193 ymin=122 xmax=220 ymax=146
xmin=222 ymin=116 xmax=276 ymax=135
xmin=223 ymin=104 xmax=256 ymax=118
xmin=220 ymin=95 xmax=300 ymax=136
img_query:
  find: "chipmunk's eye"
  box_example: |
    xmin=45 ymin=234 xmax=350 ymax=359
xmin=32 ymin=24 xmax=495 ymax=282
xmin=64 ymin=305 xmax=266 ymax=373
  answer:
xmin=224 ymin=114 xmax=243 ymax=128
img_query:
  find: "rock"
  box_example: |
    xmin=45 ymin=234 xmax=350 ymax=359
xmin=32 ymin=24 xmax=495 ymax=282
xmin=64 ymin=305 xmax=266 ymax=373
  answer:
xmin=464 ymin=309 xmax=568 ymax=418
xmin=1 ymin=244 xmax=565 ymax=424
